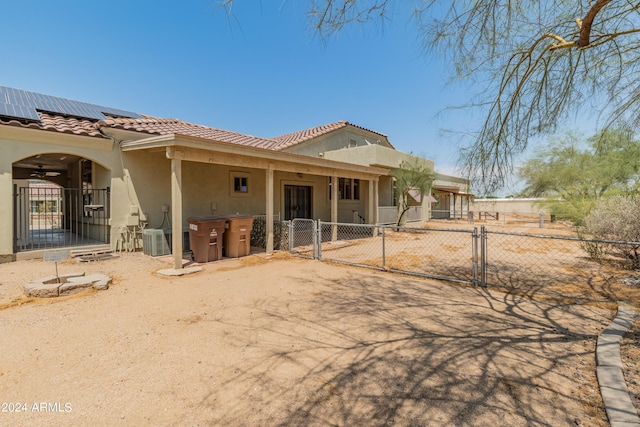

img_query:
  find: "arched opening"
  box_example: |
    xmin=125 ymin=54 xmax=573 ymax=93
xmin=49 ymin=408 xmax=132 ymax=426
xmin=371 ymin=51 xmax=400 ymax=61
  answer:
xmin=13 ymin=154 xmax=111 ymax=252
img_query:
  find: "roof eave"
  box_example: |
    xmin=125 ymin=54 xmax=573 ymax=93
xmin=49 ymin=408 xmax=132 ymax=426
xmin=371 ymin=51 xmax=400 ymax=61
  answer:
xmin=121 ymin=133 xmax=389 ymax=178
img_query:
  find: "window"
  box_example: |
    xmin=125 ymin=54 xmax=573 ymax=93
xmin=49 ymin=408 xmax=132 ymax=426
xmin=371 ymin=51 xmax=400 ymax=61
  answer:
xmin=31 ymin=200 xmax=58 ymax=213
xmin=339 ymin=178 xmax=351 ymax=200
xmin=31 ymin=201 xmax=42 ymax=214
xmin=330 ymin=177 xmax=360 ymax=200
xmin=230 ymin=171 xmax=252 ymax=197
xmin=234 ymin=177 xmax=248 ymax=193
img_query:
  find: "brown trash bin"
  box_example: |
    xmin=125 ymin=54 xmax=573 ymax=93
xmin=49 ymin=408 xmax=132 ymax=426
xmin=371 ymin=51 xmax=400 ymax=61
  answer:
xmin=187 ymin=217 xmax=226 ymax=263
xmin=223 ymin=215 xmax=254 ymax=258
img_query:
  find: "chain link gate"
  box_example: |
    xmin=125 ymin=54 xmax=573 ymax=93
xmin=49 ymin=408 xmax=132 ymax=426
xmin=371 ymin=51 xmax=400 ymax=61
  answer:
xmin=288 ymin=220 xmax=482 ymax=286
xmin=289 ymin=218 xmax=317 ymax=259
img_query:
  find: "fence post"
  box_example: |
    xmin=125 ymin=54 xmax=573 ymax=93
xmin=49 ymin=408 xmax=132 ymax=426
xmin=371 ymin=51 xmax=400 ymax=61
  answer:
xmin=381 ymin=226 xmax=386 ymax=270
xmin=539 ymin=212 xmax=544 ymax=228
xmin=316 ymin=220 xmax=322 ymax=260
xmin=468 ymin=211 xmax=474 ymax=224
xmin=480 ymin=226 xmax=487 ymax=287
xmin=311 ymin=220 xmax=318 ymax=259
xmin=288 ymin=220 xmax=294 ymax=254
xmin=472 ymin=227 xmax=479 ymax=286
xmin=105 ymin=187 xmax=111 ymax=244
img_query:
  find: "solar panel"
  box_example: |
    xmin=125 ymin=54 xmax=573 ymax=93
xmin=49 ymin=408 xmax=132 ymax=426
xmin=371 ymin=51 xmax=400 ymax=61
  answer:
xmin=0 ymin=102 xmax=40 ymax=120
xmin=0 ymin=86 xmax=141 ymax=122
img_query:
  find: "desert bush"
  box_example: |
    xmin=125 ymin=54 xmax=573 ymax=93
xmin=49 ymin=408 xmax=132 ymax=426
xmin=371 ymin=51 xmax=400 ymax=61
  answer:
xmin=577 ymin=234 xmax=610 ymax=262
xmin=583 ymin=195 xmax=640 ymax=268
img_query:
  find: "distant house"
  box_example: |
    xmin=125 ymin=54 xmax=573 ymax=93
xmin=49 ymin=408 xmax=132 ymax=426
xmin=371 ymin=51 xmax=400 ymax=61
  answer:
xmin=0 ymin=86 xmax=470 ymax=267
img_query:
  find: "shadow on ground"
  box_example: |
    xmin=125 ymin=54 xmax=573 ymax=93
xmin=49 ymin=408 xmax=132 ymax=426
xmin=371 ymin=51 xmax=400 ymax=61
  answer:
xmin=200 ymin=269 xmax=612 ymax=426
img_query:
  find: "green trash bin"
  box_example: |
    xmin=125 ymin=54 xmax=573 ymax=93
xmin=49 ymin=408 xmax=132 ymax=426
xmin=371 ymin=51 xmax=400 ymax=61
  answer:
xmin=223 ymin=215 xmax=254 ymax=258
xmin=187 ymin=217 xmax=226 ymax=263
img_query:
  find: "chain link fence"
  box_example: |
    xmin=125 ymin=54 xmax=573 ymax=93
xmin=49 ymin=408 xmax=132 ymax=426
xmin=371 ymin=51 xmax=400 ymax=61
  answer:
xmin=285 ymin=220 xmax=640 ymax=289
xmin=314 ymin=221 xmax=478 ymax=285
xmin=470 ymin=211 xmax=551 ymax=228
xmin=484 ymin=230 xmax=640 ymax=299
xmin=431 ymin=211 xmax=563 ymax=230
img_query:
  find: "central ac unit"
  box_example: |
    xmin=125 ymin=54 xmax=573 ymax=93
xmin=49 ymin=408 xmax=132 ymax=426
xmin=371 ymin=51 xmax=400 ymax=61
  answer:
xmin=142 ymin=229 xmax=171 ymax=256
xmin=142 ymin=228 xmax=190 ymax=257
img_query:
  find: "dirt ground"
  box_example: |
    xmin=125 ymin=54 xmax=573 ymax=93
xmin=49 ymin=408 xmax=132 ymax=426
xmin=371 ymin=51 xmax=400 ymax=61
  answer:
xmin=0 ymin=245 xmax=624 ymax=427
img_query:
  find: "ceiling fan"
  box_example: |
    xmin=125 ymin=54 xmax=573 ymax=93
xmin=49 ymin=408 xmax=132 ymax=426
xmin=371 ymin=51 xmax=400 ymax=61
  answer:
xmin=30 ymin=165 xmax=61 ymax=179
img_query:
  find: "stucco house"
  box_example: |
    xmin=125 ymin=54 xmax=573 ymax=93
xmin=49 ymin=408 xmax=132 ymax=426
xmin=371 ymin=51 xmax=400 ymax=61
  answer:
xmin=0 ymin=86 xmax=470 ymax=268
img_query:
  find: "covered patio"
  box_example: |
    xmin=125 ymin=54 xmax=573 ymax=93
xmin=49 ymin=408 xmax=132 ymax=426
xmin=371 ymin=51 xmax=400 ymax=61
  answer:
xmin=120 ymin=133 xmax=387 ymax=269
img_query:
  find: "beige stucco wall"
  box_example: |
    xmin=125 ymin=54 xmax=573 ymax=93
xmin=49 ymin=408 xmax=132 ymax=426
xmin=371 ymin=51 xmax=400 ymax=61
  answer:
xmin=321 ymin=144 xmax=434 ymax=171
xmin=282 ymin=128 xmax=392 ymax=158
xmin=472 ymin=198 xmax=545 ymax=214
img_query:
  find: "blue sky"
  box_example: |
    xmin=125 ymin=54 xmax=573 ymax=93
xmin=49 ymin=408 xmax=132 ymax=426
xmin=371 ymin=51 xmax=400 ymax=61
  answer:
xmin=4 ymin=1 xmax=516 ymax=188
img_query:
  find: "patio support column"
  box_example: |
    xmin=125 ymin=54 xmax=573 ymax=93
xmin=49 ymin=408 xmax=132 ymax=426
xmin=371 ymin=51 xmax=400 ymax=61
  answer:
xmin=368 ymin=179 xmax=375 ymax=224
xmin=331 ymin=173 xmax=338 ymax=241
xmin=373 ymin=179 xmax=379 ymax=224
xmin=450 ymin=192 xmax=455 ymax=219
xmin=265 ymin=164 xmax=274 ymax=254
xmin=369 ymin=178 xmax=379 ymax=237
xmin=169 ymin=149 xmax=183 ymax=269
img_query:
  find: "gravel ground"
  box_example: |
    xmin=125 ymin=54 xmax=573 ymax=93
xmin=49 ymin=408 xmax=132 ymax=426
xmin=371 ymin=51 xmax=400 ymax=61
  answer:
xmin=0 ymin=251 xmax=619 ymax=426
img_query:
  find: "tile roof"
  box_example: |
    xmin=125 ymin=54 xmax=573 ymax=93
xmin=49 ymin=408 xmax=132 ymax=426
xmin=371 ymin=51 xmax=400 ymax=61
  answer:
xmin=0 ymin=112 xmax=103 ymax=137
xmin=0 ymin=93 xmax=391 ymax=152
xmin=271 ymin=120 xmax=389 ymax=150
xmin=0 ymin=111 xmax=280 ymax=148
xmin=96 ymin=116 xmax=280 ymax=149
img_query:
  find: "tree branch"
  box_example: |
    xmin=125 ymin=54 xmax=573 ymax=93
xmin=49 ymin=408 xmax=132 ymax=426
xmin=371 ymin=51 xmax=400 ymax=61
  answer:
xmin=577 ymin=0 xmax=612 ymax=47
